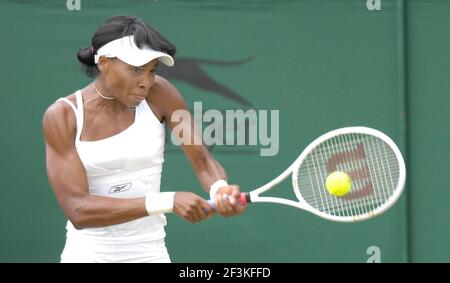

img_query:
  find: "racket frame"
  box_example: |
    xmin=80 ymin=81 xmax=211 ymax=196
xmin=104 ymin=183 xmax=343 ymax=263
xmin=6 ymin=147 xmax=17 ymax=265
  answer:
xmin=248 ymin=127 xmax=406 ymax=222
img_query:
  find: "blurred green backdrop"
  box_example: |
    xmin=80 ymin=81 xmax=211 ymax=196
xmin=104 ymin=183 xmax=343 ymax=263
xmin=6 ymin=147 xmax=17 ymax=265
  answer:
xmin=0 ymin=0 xmax=448 ymax=262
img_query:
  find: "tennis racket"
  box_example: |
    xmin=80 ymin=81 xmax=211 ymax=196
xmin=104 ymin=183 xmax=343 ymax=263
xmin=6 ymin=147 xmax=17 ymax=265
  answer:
xmin=209 ymin=126 xmax=406 ymax=222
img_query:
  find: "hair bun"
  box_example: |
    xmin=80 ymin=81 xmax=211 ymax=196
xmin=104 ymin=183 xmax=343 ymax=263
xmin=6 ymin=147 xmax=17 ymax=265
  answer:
xmin=77 ymin=46 xmax=98 ymax=77
xmin=77 ymin=46 xmax=96 ymax=66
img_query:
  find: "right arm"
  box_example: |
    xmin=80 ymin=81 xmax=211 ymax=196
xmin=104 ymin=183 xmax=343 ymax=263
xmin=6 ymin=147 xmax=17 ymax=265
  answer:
xmin=43 ymin=101 xmax=148 ymax=229
xmin=43 ymin=101 xmax=211 ymax=229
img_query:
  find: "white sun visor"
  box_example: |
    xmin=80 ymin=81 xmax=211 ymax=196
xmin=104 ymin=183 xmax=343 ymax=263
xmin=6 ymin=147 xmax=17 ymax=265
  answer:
xmin=94 ymin=35 xmax=174 ymax=67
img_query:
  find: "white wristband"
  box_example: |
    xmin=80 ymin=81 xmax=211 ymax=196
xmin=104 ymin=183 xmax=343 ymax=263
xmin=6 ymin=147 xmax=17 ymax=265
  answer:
xmin=209 ymin=180 xmax=228 ymax=200
xmin=145 ymin=192 xmax=176 ymax=215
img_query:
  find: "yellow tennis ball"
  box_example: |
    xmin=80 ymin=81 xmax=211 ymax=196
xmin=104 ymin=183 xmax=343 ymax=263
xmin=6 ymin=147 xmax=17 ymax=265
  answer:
xmin=326 ymin=171 xmax=351 ymax=196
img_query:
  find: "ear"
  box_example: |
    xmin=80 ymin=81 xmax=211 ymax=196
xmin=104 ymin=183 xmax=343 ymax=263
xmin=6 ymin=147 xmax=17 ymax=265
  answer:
xmin=97 ymin=56 xmax=112 ymax=73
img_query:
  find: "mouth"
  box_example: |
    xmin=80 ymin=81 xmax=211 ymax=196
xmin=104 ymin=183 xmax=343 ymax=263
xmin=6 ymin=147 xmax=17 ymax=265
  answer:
xmin=134 ymin=95 xmax=146 ymax=101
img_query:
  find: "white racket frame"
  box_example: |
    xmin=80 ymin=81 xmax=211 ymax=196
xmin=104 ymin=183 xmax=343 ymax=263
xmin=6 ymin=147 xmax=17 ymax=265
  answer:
xmin=248 ymin=127 xmax=406 ymax=222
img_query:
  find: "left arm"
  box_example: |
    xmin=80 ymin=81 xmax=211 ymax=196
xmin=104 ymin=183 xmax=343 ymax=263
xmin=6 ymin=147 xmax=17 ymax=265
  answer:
xmin=149 ymin=76 xmax=245 ymax=217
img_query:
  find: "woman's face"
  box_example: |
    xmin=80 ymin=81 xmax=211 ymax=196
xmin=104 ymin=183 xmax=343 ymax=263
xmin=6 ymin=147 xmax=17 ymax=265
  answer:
xmin=100 ymin=57 xmax=159 ymax=108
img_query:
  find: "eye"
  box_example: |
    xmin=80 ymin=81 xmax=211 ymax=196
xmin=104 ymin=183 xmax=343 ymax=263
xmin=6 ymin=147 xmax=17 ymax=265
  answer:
xmin=134 ymin=67 xmax=143 ymax=73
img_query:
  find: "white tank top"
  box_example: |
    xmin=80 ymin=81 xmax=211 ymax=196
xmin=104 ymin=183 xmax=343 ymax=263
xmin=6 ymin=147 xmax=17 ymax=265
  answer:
xmin=57 ymin=90 xmax=167 ymax=243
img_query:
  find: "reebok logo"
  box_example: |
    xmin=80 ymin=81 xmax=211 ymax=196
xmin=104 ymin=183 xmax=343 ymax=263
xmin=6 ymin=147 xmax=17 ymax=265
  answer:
xmin=108 ymin=183 xmax=132 ymax=194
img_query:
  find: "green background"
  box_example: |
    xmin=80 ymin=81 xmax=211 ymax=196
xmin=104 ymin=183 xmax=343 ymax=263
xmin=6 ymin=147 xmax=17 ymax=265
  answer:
xmin=0 ymin=0 xmax=448 ymax=262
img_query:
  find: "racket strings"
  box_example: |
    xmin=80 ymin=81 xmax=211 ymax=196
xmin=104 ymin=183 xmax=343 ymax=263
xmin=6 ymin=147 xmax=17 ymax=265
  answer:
xmin=333 ymin=135 xmax=395 ymax=215
xmin=329 ymin=135 xmax=396 ymax=216
xmin=296 ymin=133 xmax=400 ymax=217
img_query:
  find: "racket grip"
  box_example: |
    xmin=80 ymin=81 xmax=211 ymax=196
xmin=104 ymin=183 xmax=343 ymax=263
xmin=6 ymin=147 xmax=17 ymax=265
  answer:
xmin=206 ymin=199 xmax=215 ymax=209
xmin=206 ymin=192 xmax=249 ymax=210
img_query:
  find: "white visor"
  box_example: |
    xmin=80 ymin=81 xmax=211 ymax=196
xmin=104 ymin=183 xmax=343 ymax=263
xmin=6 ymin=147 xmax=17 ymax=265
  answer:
xmin=94 ymin=35 xmax=174 ymax=67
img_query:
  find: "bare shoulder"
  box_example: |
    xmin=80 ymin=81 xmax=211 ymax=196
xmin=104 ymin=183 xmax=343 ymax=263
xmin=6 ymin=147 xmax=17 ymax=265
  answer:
xmin=43 ymin=94 xmax=76 ymax=126
xmin=147 ymin=75 xmax=189 ymax=121
xmin=42 ymin=94 xmax=77 ymax=146
xmin=150 ymin=75 xmax=183 ymax=101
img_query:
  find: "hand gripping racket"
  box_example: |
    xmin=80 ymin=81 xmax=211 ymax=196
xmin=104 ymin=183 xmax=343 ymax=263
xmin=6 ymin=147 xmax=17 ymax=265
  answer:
xmin=209 ymin=127 xmax=406 ymax=222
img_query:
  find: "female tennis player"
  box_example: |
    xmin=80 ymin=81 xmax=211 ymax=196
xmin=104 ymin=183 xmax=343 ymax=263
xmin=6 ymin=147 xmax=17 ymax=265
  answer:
xmin=42 ymin=16 xmax=245 ymax=263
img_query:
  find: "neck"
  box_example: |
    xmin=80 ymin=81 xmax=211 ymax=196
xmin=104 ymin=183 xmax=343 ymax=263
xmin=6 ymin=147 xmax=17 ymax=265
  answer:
xmin=93 ymin=81 xmax=115 ymax=100
xmin=88 ymin=82 xmax=136 ymax=112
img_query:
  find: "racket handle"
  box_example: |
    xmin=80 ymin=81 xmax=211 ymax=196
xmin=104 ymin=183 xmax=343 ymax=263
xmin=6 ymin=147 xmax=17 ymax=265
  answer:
xmin=206 ymin=192 xmax=249 ymax=210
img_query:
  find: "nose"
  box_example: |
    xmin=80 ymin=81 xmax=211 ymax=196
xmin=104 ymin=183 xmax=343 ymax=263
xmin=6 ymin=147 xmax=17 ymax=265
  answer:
xmin=138 ymin=76 xmax=153 ymax=90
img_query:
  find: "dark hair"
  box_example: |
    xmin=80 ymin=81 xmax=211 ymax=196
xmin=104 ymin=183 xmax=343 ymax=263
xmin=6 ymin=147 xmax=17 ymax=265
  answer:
xmin=77 ymin=16 xmax=176 ymax=77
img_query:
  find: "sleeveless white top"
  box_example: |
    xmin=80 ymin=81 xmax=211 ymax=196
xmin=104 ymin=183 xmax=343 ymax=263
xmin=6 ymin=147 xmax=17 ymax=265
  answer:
xmin=58 ymin=90 xmax=167 ymax=243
